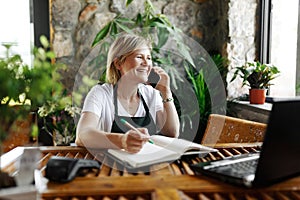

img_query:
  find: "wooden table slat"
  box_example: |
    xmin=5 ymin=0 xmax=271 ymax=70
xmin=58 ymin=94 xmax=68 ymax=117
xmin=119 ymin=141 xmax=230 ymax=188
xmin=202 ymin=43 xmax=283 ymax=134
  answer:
xmin=3 ymin=144 xmax=300 ymax=200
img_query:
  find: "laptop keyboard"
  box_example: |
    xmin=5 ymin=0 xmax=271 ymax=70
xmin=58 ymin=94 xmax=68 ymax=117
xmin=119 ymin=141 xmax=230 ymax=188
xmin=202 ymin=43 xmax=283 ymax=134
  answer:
xmin=223 ymin=159 xmax=257 ymax=176
xmin=205 ymin=154 xmax=259 ymax=178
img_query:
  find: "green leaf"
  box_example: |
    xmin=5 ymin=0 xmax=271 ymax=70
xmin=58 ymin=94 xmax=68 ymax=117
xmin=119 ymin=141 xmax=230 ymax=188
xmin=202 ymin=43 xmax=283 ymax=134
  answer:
xmin=156 ymin=27 xmax=169 ymax=49
xmin=92 ymin=22 xmax=111 ymax=47
xmin=136 ymin=13 xmax=143 ymax=25
xmin=115 ymin=21 xmax=134 ymax=34
xmin=148 ymin=21 xmax=168 ymax=29
xmin=177 ymin=42 xmax=195 ymax=67
xmin=31 ymin=124 xmax=39 ymax=138
xmin=111 ymin=22 xmax=118 ymax=36
xmin=40 ymin=35 xmax=49 ymax=48
xmin=157 ymin=14 xmax=172 ymax=27
xmin=46 ymin=51 xmax=56 ymax=59
xmin=145 ymin=0 xmax=155 ymax=11
xmin=126 ymin=0 xmax=134 ymax=7
xmin=116 ymin=17 xmax=135 ymax=24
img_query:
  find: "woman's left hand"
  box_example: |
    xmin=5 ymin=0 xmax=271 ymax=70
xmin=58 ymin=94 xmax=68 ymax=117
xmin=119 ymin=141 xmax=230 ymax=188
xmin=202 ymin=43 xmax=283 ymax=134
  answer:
xmin=152 ymin=66 xmax=171 ymax=96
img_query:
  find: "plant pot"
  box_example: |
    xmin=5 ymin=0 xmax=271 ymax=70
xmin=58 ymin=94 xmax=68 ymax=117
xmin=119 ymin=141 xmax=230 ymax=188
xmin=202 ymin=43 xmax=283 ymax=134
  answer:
xmin=249 ymin=89 xmax=266 ymax=104
xmin=1 ymin=112 xmax=33 ymax=153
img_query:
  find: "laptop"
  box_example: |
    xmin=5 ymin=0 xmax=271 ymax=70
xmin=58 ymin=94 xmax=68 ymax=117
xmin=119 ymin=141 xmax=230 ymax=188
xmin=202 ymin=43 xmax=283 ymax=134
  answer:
xmin=190 ymin=98 xmax=300 ymax=188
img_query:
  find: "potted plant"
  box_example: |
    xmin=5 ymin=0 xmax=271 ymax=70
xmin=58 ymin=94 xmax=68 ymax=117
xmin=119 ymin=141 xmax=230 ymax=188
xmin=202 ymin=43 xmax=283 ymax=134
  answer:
xmin=0 ymin=36 xmax=67 ymax=188
xmin=230 ymin=61 xmax=280 ymax=104
xmin=37 ymin=95 xmax=81 ymax=146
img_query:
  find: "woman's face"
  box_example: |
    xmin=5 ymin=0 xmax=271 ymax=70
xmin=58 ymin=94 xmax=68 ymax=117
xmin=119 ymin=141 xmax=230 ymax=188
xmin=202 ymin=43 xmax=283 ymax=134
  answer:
xmin=118 ymin=45 xmax=152 ymax=83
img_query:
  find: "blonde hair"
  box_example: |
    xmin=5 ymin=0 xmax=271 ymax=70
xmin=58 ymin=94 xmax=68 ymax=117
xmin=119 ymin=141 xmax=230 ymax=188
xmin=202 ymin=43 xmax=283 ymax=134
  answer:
xmin=106 ymin=33 xmax=152 ymax=85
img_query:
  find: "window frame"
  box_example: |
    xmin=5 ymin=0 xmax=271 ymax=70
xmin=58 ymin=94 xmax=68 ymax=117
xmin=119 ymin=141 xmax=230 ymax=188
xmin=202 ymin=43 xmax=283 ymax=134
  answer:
xmin=31 ymin=0 xmax=50 ymax=47
xmin=259 ymin=0 xmax=272 ymax=64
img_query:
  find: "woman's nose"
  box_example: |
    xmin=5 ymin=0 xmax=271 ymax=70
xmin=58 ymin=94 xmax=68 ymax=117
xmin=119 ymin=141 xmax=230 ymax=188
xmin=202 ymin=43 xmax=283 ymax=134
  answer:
xmin=141 ymin=57 xmax=149 ymax=66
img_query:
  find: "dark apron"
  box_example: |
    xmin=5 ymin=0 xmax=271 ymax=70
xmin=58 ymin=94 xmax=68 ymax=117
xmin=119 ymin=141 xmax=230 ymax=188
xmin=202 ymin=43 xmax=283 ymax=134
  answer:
xmin=111 ymin=85 xmax=157 ymax=135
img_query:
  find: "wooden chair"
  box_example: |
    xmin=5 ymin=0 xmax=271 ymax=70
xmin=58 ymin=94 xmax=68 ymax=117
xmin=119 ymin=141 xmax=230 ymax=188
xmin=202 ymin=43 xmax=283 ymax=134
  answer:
xmin=201 ymin=114 xmax=267 ymax=145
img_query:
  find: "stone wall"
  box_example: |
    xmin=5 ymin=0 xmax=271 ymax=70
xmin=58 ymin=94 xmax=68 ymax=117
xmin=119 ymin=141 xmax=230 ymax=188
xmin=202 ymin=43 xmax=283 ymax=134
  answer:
xmin=226 ymin=0 xmax=260 ymax=98
xmin=51 ymin=0 xmax=259 ymax=98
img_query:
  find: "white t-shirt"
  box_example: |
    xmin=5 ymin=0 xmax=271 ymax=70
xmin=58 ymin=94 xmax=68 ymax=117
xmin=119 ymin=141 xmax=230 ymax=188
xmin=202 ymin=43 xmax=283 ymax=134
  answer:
xmin=82 ymin=83 xmax=164 ymax=132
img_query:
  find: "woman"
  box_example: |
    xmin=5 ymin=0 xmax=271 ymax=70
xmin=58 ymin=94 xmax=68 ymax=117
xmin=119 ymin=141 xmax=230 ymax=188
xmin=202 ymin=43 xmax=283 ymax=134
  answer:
xmin=75 ymin=33 xmax=180 ymax=153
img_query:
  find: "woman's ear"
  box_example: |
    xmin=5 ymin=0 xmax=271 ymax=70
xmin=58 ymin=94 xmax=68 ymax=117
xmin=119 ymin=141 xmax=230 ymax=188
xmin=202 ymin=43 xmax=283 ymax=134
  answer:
xmin=114 ymin=59 xmax=121 ymax=70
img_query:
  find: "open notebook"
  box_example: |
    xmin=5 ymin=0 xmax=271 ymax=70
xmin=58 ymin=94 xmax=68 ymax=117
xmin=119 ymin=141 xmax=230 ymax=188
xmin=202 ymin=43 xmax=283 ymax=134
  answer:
xmin=191 ymin=98 xmax=300 ymax=187
xmin=107 ymin=135 xmax=217 ymax=169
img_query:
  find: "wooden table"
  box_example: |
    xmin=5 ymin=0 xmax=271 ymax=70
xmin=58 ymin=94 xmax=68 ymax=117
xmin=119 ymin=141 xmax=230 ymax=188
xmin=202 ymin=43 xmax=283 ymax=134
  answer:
xmin=2 ymin=144 xmax=300 ymax=200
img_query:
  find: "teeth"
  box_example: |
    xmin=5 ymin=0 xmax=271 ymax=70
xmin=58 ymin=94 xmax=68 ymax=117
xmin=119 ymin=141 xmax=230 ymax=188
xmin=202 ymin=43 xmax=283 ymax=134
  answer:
xmin=137 ymin=69 xmax=147 ymax=72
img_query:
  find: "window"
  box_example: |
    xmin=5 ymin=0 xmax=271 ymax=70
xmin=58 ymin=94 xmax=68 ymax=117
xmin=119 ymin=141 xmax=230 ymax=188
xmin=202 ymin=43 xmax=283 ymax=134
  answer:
xmin=264 ymin=0 xmax=299 ymax=96
xmin=0 ymin=0 xmax=50 ymax=65
xmin=0 ymin=0 xmax=33 ymax=65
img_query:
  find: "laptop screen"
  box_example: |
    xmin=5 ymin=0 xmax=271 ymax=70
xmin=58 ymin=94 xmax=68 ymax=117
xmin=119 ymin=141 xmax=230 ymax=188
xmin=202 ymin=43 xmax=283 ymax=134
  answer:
xmin=254 ymin=98 xmax=300 ymax=186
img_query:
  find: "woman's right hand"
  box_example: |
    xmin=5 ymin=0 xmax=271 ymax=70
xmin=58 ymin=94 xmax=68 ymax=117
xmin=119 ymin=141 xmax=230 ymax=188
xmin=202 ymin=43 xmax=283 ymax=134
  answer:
xmin=121 ymin=128 xmax=149 ymax=153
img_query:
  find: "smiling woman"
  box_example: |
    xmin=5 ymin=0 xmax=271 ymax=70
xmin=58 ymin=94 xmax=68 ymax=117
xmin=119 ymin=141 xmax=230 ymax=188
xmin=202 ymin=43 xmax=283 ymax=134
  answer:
xmin=75 ymin=33 xmax=180 ymax=154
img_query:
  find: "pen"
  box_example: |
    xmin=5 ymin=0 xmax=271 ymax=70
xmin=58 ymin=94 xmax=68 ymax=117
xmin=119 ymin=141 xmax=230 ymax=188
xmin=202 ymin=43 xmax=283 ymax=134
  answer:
xmin=120 ymin=118 xmax=154 ymax=144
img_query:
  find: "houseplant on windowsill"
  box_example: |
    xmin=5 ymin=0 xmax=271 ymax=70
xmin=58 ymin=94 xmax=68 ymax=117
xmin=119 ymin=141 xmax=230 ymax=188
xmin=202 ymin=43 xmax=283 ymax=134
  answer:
xmin=230 ymin=61 xmax=280 ymax=104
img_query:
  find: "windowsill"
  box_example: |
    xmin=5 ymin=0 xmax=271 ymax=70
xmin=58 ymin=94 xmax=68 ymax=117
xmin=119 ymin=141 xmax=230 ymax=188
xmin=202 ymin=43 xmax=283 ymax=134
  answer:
xmin=234 ymin=100 xmax=272 ymax=111
xmin=227 ymin=100 xmax=272 ymax=124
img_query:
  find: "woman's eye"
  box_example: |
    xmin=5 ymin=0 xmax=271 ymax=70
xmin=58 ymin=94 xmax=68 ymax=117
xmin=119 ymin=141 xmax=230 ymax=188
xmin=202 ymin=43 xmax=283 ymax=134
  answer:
xmin=136 ymin=55 xmax=151 ymax=60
